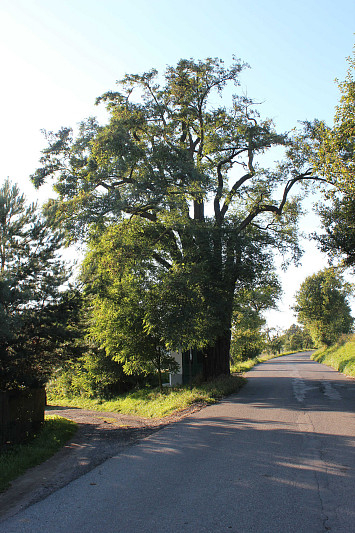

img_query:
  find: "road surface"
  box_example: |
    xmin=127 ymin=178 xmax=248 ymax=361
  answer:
xmin=1 ymin=352 xmax=355 ymax=532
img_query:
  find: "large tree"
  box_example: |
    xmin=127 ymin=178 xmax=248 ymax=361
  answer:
xmin=32 ymin=57 xmax=323 ymax=379
xmin=294 ymin=268 xmax=353 ymax=347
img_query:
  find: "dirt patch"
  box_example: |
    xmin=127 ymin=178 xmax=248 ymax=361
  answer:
xmin=0 ymin=403 xmax=205 ymax=522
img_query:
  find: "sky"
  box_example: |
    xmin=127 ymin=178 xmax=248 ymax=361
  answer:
xmin=1 ymin=0 xmax=355 ymax=329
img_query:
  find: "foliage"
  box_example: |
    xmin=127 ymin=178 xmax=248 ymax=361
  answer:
xmin=264 ymin=327 xmax=285 ymax=355
xmin=0 ymin=415 xmax=77 ymax=492
xmin=46 ymin=350 xmax=140 ymax=399
xmin=231 ymin=272 xmax=281 ymax=361
xmin=81 ymin=223 xmax=180 ymax=389
xmin=294 ymin=268 xmax=353 ymax=347
xmin=311 ymin=48 xmax=355 ymax=192
xmin=231 ymin=325 xmax=266 ymax=361
xmin=311 ymin=334 xmax=355 ymax=377
xmin=317 ymin=192 xmax=355 ymax=268
xmin=32 ymin=57 xmax=326 ymax=378
xmin=230 ymin=351 xmax=286 ymax=373
xmin=0 ymin=180 xmax=80 ymax=390
xmin=306 ymin=47 xmax=355 ymax=267
xmin=281 ymin=324 xmax=314 ymax=352
xmin=47 ymin=375 xmax=246 ymax=418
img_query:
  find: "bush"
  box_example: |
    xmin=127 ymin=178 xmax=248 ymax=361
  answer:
xmin=46 ymin=350 xmax=162 ymax=400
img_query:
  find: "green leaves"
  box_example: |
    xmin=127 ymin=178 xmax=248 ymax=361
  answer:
xmin=303 ymin=47 xmax=355 ymax=268
xmin=0 ymin=179 xmax=75 ymax=389
xmin=31 ymin=56 xmax=320 ymax=378
xmin=295 ymin=268 xmax=353 ymax=347
xmin=231 ymin=270 xmax=281 ymax=361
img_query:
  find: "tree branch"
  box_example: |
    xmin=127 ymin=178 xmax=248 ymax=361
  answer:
xmin=214 ymin=149 xmax=250 ymax=223
xmin=220 ymin=172 xmax=253 ymax=220
xmin=125 ymin=206 xmax=157 ymax=222
xmin=237 ymin=171 xmax=328 ymax=233
xmin=152 ymin=252 xmax=172 ymax=270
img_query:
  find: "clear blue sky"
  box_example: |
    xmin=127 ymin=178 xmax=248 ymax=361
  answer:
xmin=1 ymin=0 xmax=354 ymax=328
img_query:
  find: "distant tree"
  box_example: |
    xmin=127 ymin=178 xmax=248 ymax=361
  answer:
xmin=0 ymin=179 xmax=75 ymax=389
xmin=282 ymin=324 xmax=314 ymax=352
xmin=294 ymin=268 xmax=353 ymax=347
xmin=231 ymin=272 xmax=281 ymax=361
xmin=32 ymin=57 xmax=328 ymax=378
xmin=265 ymin=327 xmax=285 ymax=355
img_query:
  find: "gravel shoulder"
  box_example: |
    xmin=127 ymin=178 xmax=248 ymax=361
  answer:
xmin=0 ymin=403 xmax=205 ymax=521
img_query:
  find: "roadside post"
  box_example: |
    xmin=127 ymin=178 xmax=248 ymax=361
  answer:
xmin=189 ymin=348 xmax=193 ymax=391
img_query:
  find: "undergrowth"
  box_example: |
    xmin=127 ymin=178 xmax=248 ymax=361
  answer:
xmin=47 ymin=375 xmax=246 ymax=418
xmin=0 ymin=415 xmax=77 ymax=493
xmin=47 ymin=352 xmax=305 ymax=418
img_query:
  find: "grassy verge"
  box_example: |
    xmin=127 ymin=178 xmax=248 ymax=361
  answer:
xmin=47 ymin=352 xmax=302 ymax=418
xmin=230 ymin=351 xmax=297 ymax=374
xmin=311 ymin=335 xmax=355 ymax=378
xmin=47 ymin=375 xmax=246 ymax=418
xmin=0 ymin=415 xmax=77 ymax=493
xmin=47 ymin=352 xmax=305 ymax=418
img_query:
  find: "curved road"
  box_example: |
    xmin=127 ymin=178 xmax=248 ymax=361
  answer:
xmin=1 ymin=352 xmax=355 ymax=533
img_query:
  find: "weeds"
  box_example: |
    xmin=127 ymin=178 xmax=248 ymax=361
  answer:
xmin=0 ymin=415 xmax=77 ymax=492
xmin=312 ymin=335 xmax=355 ymax=377
xmin=230 ymin=351 xmax=293 ymax=374
xmin=47 ymin=375 xmax=246 ymax=418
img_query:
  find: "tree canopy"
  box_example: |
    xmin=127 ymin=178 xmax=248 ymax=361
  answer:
xmin=306 ymin=47 xmax=355 ymax=267
xmin=32 ymin=57 xmax=326 ymax=378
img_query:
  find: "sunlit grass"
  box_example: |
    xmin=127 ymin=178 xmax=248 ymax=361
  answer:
xmin=312 ymin=335 xmax=355 ymax=377
xmin=230 ymin=351 xmax=295 ymax=374
xmin=47 ymin=375 xmax=246 ymax=418
xmin=0 ymin=415 xmax=77 ymax=493
xmin=47 ymin=352 xmax=305 ymax=418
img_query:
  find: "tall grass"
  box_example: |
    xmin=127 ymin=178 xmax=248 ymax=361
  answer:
xmin=230 ymin=351 xmax=293 ymax=374
xmin=47 ymin=375 xmax=246 ymax=418
xmin=0 ymin=415 xmax=77 ymax=492
xmin=312 ymin=334 xmax=355 ymax=377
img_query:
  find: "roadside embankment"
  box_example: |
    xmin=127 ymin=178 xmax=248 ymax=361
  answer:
xmin=312 ymin=334 xmax=355 ymax=378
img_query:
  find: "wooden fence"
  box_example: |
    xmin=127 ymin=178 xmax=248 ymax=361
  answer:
xmin=0 ymin=388 xmax=46 ymax=446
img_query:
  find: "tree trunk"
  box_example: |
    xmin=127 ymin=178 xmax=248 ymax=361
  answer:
xmin=202 ymin=330 xmax=231 ymax=380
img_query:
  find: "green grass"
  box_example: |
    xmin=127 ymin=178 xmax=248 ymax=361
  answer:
xmin=311 ymin=335 xmax=355 ymax=377
xmin=47 ymin=375 xmax=246 ymax=418
xmin=230 ymin=351 xmax=297 ymax=374
xmin=47 ymin=352 xmax=308 ymax=418
xmin=0 ymin=415 xmax=77 ymax=493
xmin=47 ymin=352 xmax=303 ymax=418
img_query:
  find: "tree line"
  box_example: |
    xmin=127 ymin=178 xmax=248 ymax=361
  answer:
xmin=1 ymin=49 xmax=354 ymax=394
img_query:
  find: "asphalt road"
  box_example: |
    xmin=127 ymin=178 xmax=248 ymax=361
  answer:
xmin=1 ymin=352 xmax=355 ymax=533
